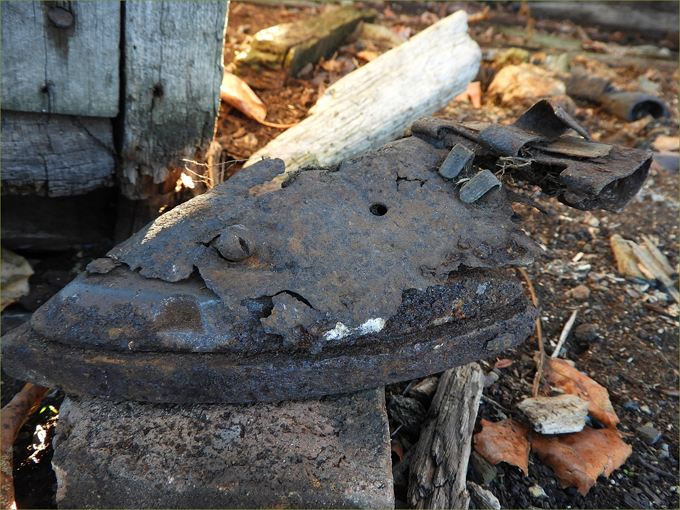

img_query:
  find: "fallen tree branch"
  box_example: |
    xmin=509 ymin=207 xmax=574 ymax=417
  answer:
xmin=407 ymin=363 xmax=485 ymax=509
xmin=1 ymin=383 xmax=50 ymax=510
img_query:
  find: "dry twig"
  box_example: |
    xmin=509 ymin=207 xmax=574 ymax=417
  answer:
xmin=517 ymin=267 xmax=544 ymax=397
xmin=551 ymin=310 xmax=579 ymax=358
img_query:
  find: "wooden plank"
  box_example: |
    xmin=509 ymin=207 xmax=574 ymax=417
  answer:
xmin=120 ymin=1 xmax=229 ymax=199
xmin=244 ymin=10 xmax=481 ymax=175
xmin=0 ymin=111 xmax=115 ymax=197
xmin=0 ymin=1 xmax=120 ymax=117
xmin=408 ymin=363 xmax=485 ymax=509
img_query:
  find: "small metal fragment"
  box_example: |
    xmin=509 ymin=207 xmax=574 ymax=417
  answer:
xmin=459 ymin=169 xmax=502 ymax=203
xmin=439 ymin=143 xmax=474 ymax=180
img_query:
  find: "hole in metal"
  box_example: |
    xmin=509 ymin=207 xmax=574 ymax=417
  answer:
xmin=369 ymin=203 xmax=388 ymax=216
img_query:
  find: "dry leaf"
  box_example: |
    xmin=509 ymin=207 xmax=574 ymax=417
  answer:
xmin=391 ymin=438 xmax=404 ymax=463
xmin=652 ymin=135 xmax=679 ymax=152
xmin=474 ymin=418 xmax=530 ymax=475
xmin=538 ymin=356 xmax=619 ymax=429
xmin=530 ymin=426 xmax=632 ymax=495
xmin=467 ymin=81 xmax=482 ymax=108
xmin=494 ymin=359 xmax=514 ymax=369
xmin=221 ymin=72 xmax=267 ymax=122
xmin=356 ymin=50 xmax=378 ymax=62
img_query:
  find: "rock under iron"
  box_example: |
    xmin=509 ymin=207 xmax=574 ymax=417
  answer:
xmin=52 ymin=388 xmax=393 ymax=509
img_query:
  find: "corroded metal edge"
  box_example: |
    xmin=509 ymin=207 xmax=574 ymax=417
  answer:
xmin=2 ymin=269 xmax=537 ymax=403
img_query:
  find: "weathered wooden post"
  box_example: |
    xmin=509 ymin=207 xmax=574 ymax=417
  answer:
xmin=1 ymin=1 xmax=230 ymax=246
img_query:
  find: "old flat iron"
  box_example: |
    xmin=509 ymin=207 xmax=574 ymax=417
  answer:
xmin=2 ymin=100 xmax=650 ymax=403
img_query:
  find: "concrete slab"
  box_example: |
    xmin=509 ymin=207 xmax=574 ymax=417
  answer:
xmin=52 ymin=388 xmax=393 ymax=509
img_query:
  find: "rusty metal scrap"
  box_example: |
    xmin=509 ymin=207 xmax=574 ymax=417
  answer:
xmin=411 ymin=99 xmax=651 ymax=212
xmin=1 ymin=100 xmax=650 ymax=404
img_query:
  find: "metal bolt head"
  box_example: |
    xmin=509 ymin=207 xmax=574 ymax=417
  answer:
xmin=48 ymin=7 xmax=74 ymax=29
xmin=213 ymin=227 xmax=253 ymax=262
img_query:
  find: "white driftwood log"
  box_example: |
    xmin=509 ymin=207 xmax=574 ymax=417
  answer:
xmin=244 ymin=10 xmax=481 ymax=173
xmin=408 ymin=363 xmax=485 ymax=510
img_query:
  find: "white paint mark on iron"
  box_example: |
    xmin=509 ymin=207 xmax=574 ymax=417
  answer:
xmin=323 ymin=318 xmax=385 ymax=341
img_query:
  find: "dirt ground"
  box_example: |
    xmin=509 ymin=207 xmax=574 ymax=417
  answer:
xmin=2 ymin=2 xmax=678 ymax=509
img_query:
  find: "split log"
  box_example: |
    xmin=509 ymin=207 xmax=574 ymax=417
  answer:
xmin=1 ymin=383 xmax=50 ymax=510
xmin=244 ymin=10 xmax=480 ymax=174
xmin=408 ymin=363 xmax=485 ymax=509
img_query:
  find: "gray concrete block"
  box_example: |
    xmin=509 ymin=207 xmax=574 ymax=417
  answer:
xmin=52 ymin=388 xmax=393 ymax=509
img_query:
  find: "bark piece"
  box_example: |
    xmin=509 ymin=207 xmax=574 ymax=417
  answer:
xmin=408 ymin=363 xmax=485 ymax=509
xmin=517 ymin=394 xmax=589 ymax=434
xmin=0 ymin=248 xmax=34 ymax=311
xmin=538 ymin=356 xmax=619 ymax=429
xmin=529 ymin=426 xmax=632 ymax=496
xmin=244 ymin=10 xmax=480 ymax=174
xmin=51 ymin=388 xmax=393 ymax=509
xmin=467 ymin=481 xmax=501 ymax=510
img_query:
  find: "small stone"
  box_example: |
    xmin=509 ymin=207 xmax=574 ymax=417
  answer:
xmin=640 ymin=405 xmax=652 ymax=414
xmin=528 ymin=485 xmax=548 ymax=498
xmin=484 ymin=371 xmax=500 ymax=388
xmin=637 ymin=425 xmax=662 ymax=445
xmin=574 ymin=323 xmax=599 ymax=343
xmin=570 ymin=284 xmax=591 ymax=300
xmin=623 ymin=401 xmax=640 ymax=411
xmin=517 ymin=394 xmax=588 ymax=434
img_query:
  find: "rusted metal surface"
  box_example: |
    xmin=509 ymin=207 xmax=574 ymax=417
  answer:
xmin=3 ymin=268 xmax=536 ymax=403
xmin=1 ymin=101 xmax=650 ymax=403
xmin=565 ymin=72 xmax=670 ymax=122
xmin=411 ymin=99 xmax=651 ymax=212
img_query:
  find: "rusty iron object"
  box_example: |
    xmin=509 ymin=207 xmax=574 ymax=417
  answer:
xmin=564 ymin=71 xmax=669 ymax=123
xmin=412 ymin=99 xmax=652 ymax=212
xmin=1 ymin=100 xmax=650 ymax=403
